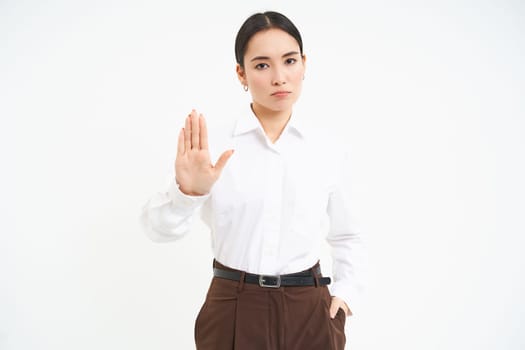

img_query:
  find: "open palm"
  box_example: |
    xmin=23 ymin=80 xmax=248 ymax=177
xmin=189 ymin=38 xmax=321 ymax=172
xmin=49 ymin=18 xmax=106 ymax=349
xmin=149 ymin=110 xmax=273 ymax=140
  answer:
xmin=175 ymin=110 xmax=234 ymax=196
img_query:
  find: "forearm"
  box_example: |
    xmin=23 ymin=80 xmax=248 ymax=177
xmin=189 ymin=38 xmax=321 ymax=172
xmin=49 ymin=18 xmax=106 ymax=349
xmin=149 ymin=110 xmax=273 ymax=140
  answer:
xmin=140 ymin=179 xmax=209 ymax=242
xmin=327 ymin=230 xmax=366 ymax=316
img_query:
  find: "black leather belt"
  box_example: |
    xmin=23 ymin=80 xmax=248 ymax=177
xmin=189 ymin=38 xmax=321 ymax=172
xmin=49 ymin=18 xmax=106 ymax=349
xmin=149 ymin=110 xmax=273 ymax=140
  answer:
xmin=213 ymin=267 xmax=331 ymax=288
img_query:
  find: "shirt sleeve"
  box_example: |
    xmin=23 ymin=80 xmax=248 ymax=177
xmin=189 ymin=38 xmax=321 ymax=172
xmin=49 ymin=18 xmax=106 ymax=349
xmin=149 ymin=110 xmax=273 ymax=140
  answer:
xmin=140 ymin=177 xmax=210 ymax=242
xmin=326 ymin=149 xmax=367 ymax=317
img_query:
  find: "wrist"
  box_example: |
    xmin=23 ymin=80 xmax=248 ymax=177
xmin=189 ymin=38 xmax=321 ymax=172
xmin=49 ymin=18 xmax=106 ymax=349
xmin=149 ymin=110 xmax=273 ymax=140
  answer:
xmin=177 ymin=183 xmax=207 ymax=197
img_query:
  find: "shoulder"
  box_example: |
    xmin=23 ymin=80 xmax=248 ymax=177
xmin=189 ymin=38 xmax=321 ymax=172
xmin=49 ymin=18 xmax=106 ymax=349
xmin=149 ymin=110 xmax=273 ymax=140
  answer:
xmin=292 ymin=102 xmax=351 ymax=152
xmin=299 ymin=121 xmax=350 ymax=162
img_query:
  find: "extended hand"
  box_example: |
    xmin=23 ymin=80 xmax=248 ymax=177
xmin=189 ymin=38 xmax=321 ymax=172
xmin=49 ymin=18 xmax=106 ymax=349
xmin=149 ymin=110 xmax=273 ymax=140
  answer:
xmin=329 ymin=296 xmax=351 ymax=318
xmin=175 ymin=110 xmax=234 ymax=196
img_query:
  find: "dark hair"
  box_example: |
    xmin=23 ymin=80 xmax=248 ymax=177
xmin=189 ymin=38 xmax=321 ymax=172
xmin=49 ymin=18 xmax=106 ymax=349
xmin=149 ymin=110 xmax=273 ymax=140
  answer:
xmin=235 ymin=11 xmax=303 ymax=68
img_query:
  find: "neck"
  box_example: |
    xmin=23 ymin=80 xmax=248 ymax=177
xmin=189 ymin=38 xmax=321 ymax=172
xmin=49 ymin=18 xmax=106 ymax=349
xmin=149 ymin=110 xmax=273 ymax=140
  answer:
xmin=251 ymin=103 xmax=292 ymax=143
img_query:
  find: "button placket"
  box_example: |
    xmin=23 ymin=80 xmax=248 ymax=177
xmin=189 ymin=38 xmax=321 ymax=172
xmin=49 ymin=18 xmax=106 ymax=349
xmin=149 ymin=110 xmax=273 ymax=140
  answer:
xmin=260 ymin=152 xmax=284 ymax=270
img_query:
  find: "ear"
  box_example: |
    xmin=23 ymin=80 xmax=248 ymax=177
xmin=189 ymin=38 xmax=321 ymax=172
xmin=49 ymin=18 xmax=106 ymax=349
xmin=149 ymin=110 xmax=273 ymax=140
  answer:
xmin=236 ymin=64 xmax=247 ymax=85
xmin=302 ymin=54 xmax=307 ymax=72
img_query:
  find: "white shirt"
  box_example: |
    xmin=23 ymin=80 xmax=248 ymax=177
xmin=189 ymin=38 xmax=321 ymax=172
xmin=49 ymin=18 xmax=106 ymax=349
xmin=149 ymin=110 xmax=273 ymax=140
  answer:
xmin=141 ymin=104 xmax=365 ymax=314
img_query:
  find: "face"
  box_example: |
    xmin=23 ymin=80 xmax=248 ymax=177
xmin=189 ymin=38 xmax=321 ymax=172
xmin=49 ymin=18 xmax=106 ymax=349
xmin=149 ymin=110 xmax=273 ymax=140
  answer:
xmin=236 ymin=28 xmax=306 ymax=115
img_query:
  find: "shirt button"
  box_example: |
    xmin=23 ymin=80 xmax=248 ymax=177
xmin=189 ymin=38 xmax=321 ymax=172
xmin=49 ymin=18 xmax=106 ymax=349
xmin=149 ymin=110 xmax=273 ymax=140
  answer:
xmin=265 ymin=250 xmax=276 ymax=256
xmin=264 ymin=244 xmax=278 ymax=256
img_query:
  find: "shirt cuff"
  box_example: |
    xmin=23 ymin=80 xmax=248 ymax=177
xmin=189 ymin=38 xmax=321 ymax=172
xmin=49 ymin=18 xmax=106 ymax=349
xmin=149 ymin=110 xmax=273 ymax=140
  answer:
xmin=168 ymin=179 xmax=210 ymax=210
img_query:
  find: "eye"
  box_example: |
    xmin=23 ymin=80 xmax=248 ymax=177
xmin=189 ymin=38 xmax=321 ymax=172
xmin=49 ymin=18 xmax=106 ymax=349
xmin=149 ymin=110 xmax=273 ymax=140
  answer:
xmin=285 ymin=58 xmax=297 ymax=65
xmin=255 ymin=63 xmax=269 ymax=70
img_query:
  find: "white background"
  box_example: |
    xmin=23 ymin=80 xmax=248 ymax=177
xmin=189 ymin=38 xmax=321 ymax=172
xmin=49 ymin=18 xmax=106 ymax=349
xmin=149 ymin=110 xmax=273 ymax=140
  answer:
xmin=2 ymin=0 xmax=525 ymax=349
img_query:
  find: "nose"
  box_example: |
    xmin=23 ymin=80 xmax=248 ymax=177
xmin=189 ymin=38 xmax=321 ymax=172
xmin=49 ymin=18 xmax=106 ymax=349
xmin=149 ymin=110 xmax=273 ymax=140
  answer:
xmin=271 ymin=67 xmax=286 ymax=86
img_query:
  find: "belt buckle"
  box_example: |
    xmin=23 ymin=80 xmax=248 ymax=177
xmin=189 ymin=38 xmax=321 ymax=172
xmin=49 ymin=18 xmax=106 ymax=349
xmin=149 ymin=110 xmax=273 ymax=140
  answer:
xmin=259 ymin=275 xmax=281 ymax=288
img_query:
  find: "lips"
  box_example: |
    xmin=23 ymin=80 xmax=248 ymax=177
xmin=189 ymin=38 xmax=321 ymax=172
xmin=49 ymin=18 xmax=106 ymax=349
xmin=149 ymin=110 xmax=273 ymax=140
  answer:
xmin=271 ymin=91 xmax=291 ymax=97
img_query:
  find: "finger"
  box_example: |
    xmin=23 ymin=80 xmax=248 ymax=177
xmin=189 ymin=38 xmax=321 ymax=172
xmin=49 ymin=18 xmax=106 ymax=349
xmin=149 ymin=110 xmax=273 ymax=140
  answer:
xmin=184 ymin=115 xmax=191 ymax=151
xmin=191 ymin=110 xmax=200 ymax=150
xmin=344 ymin=304 xmax=352 ymax=317
xmin=214 ymin=149 xmax=234 ymax=173
xmin=329 ymin=299 xmax=341 ymax=319
xmin=177 ymin=128 xmax=185 ymax=155
xmin=200 ymin=114 xmax=209 ymax=150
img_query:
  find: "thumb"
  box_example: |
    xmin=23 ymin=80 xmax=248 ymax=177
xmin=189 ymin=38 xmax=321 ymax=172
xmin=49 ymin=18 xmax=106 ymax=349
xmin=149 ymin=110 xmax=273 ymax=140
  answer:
xmin=214 ymin=149 xmax=235 ymax=173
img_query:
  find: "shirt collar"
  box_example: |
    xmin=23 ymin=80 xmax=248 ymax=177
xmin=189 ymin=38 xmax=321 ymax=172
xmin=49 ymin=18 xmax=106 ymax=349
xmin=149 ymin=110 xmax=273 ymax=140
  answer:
xmin=232 ymin=103 xmax=309 ymax=139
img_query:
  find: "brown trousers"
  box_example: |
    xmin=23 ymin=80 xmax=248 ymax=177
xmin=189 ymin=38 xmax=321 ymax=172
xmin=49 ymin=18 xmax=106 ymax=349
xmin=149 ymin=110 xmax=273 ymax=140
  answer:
xmin=194 ymin=260 xmax=346 ymax=350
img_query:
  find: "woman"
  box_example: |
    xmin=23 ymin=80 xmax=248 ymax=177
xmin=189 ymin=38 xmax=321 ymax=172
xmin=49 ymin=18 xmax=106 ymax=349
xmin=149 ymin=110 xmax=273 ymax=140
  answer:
xmin=141 ymin=11 xmax=364 ymax=350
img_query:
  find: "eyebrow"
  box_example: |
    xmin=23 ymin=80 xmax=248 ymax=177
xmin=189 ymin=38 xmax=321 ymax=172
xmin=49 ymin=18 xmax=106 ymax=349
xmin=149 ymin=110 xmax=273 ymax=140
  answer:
xmin=250 ymin=51 xmax=301 ymax=62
